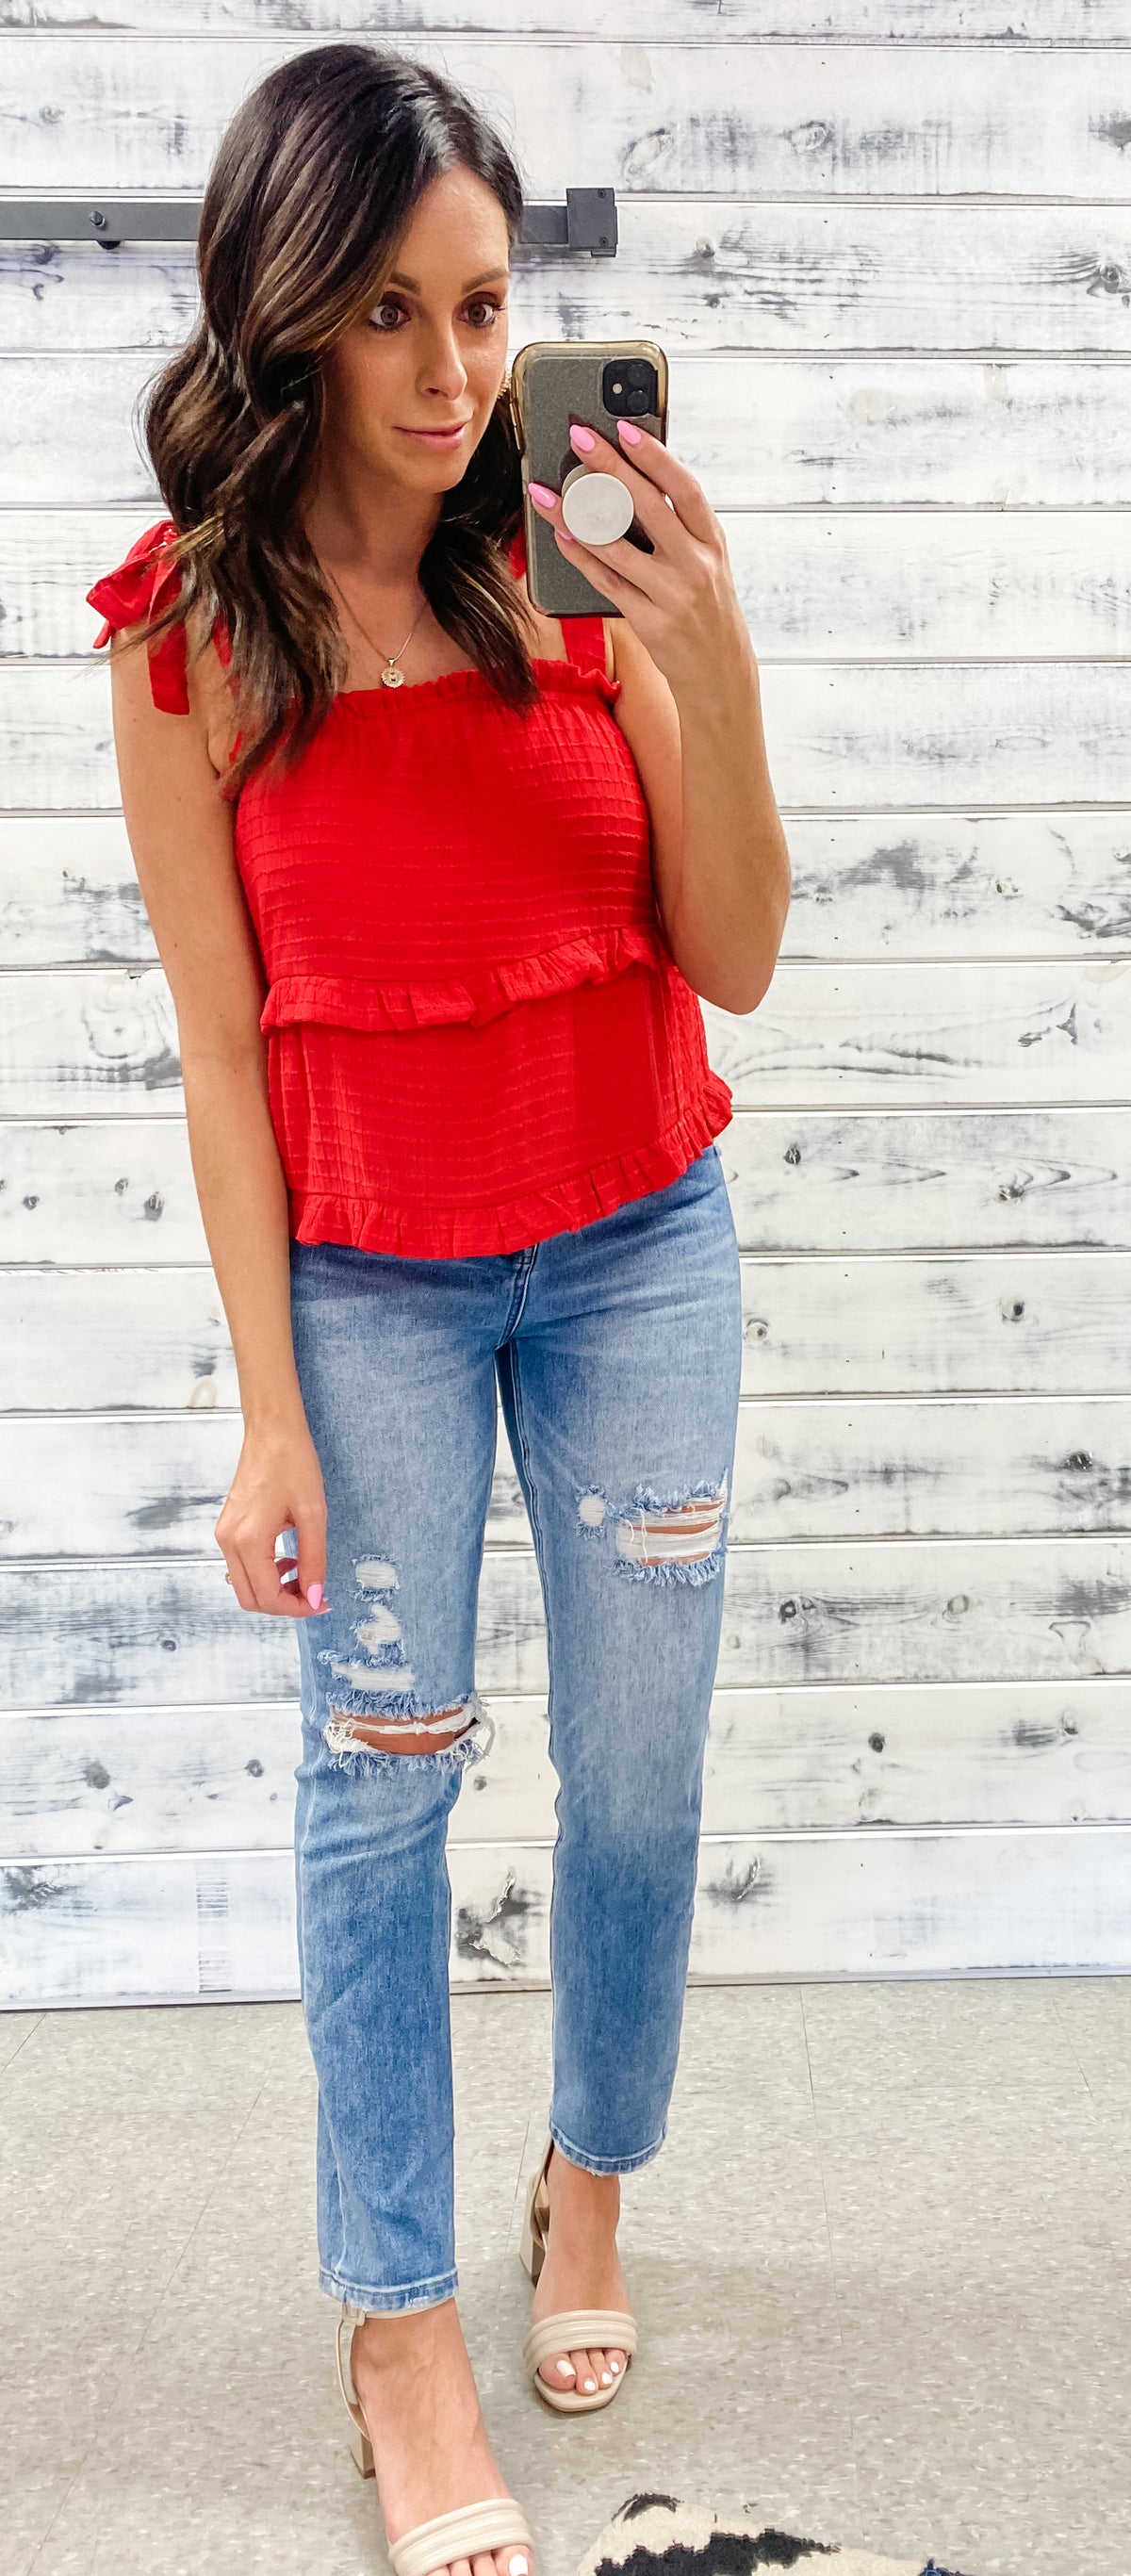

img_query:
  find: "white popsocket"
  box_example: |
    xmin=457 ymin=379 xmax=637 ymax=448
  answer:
xmin=559 ymin=468 xmax=634 ymax=546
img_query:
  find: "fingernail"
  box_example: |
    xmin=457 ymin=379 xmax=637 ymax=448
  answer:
xmin=569 ymin=423 xmax=597 ymax=452
xmin=528 ymin=481 xmax=557 ymax=506
xmin=306 ymin=1582 xmax=324 ymax=1610
xmin=617 ymin=420 xmax=643 ymax=446
xmin=556 ymin=528 xmax=575 ymax=544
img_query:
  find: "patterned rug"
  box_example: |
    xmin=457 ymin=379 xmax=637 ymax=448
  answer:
xmin=576 ymin=2492 xmax=975 ymax=2576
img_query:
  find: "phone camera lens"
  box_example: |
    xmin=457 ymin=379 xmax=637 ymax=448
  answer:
xmin=602 ymin=357 xmax=658 ymax=418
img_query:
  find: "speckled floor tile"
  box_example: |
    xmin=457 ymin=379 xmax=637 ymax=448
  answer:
xmin=451 ymin=1987 xmax=553 ymax=2108
xmin=8 ymin=2000 xmax=291 ymax=2089
xmin=0 ymin=2010 xmax=42 ymax=2071
xmin=1054 ymin=1992 xmax=1131 ymax=2109
xmin=0 ymin=2363 xmax=137 ymax=2574
xmin=676 ymin=1981 xmax=814 ymax=2104
xmin=850 ymin=2390 xmax=1131 ymax=2576
xmin=811 ymin=2080 xmax=1129 ymax=2219
xmin=802 ymin=1978 xmax=1083 ymax=2096
xmin=832 ymin=2243 xmax=1131 ymax=2405
xmin=10 ymin=1982 xmax=1131 ymax=2576
xmin=1053 ymin=1975 xmax=1131 ymax=2039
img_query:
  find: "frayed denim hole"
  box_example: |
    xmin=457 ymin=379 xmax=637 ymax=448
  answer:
xmin=612 ymin=1475 xmax=729 ymax=1585
xmin=317 ymin=1551 xmax=417 ymax=1702
xmin=613 ymin=1544 xmax=727 ymax=1588
xmin=319 ymin=1678 xmax=423 ymax=1721
xmin=322 ymin=1695 xmax=494 ymax=1775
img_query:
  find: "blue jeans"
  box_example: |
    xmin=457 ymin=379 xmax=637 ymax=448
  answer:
xmin=288 ymin=1143 xmax=742 ymax=2313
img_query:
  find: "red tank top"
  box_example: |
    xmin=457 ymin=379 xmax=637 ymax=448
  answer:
xmin=88 ymin=519 xmax=732 ymax=1255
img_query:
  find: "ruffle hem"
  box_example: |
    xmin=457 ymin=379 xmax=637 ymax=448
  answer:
xmin=286 ymin=1072 xmax=734 ymax=1259
xmin=260 ymin=923 xmax=669 ymax=1036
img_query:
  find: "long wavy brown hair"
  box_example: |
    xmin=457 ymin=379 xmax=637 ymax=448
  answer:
xmin=137 ymin=43 xmax=539 ymax=795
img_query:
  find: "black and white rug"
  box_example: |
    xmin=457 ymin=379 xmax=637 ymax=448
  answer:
xmin=577 ymin=2492 xmax=975 ymax=2576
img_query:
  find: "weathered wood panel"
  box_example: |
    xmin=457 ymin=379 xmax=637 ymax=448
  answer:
xmin=8 ymin=812 xmax=1131 ymax=970
xmin=8 ymin=959 xmax=1127 ymax=1117
xmin=10 ymin=660 xmax=1131 ymax=810
xmin=12 ymin=355 xmax=1131 ymax=511
xmin=6 ymin=5 xmax=1131 ymax=40
xmin=7 ymin=206 xmax=1131 ymax=356
xmin=2 ymin=1542 xmax=1128 ymax=1705
xmin=5 ymin=1824 xmax=1131 ymax=2010
xmin=718 ymin=1111 xmax=1131 ymax=1254
xmin=7 ymin=1250 xmax=1131 ymax=1408
xmin=780 ymin=815 xmax=1131 ymax=960
xmin=4 ymin=1398 xmax=1131 ymax=1555
xmin=735 ymin=1253 xmax=1131 ymax=1394
xmin=5 ymin=1110 xmax=1131 ymax=1262
xmin=16 ymin=507 xmax=1131 ymax=663
xmin=1 ymin=818 xmax=150 ymax=967
xmin=0 ymin=967 xmax=183 ymax=1114
xmin=5 ymin=1 xmax=1130 ymax=2003
xmin=3 ymin=1679 xmax=1127 ymax=1861
xmin=8 ymin=39 xmax=1131 ymax=201
xmin=705 ymin=963 xmax=1131 ymax=1110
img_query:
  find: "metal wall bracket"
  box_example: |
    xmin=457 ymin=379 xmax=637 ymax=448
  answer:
xmin=0 ymin=184 xmax=617 ymax=257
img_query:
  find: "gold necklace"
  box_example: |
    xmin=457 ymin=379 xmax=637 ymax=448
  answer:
xmin=326 ymin=561 xmax=429 ymax=691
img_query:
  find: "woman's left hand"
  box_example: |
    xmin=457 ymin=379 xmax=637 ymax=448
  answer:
xmin=526 ymin=419 xmax=755 ymax=707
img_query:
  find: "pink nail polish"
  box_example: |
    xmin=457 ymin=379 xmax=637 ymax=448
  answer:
xmin=306 ymin=1582 xmax=324 ymax=1609
xmin=528 ymin=482 xmax=557 ymax=506
xmin=569 ymin=423 xmax=597 ymax=452
xmin=617 ymin=420 xmax=643 ymax=446
xmin=556 ymin=528 xmax=575 ymax=543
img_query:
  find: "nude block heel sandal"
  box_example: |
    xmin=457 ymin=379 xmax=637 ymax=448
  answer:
xmin=518 ymin=2140 xmax=637 ymax=2416
xmin=336 ymin=2305 xmax=533 ymax=2576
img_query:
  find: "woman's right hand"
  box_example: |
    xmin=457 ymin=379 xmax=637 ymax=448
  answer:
xmin=216 ymin=1418 xmax=331 ymax=1616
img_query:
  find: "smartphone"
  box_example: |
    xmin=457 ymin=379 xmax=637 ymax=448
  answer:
xmin=509 ymin=338 xmax=668 ymax=618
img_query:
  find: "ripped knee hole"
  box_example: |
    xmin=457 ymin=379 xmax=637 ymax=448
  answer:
xmin=577 ymin=1475 xmax=729 ymax=1578
xmin=324 ymin=1702 xmax=472 ymax=1758
xmin=318 ymin=1556 xmax=492 ymax=1766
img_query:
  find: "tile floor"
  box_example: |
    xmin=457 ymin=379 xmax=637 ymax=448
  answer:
xmin=3 ymin=1977 xmax=1130 ymax=2576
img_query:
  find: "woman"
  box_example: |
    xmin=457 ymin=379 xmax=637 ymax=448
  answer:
xmin=89 ymin=42 xmax=790 ymax=2576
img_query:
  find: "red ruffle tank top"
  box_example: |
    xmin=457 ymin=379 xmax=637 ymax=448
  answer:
xmin=88 ymin=518 xmax=732 ymax=1255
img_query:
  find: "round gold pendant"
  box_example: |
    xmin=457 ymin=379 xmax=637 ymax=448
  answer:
xmin=381 ymin=664 xmax=404 ymax=689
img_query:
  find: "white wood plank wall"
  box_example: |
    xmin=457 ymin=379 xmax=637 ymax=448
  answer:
xmin=2 ymin=3 xmax=1130 ymax=2006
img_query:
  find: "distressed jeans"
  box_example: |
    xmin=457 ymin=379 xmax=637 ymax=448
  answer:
xmin=287 ymin=1142 xmax=743 ymax=2312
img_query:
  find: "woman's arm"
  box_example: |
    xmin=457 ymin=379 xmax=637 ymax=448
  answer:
xmin=531 ymin=428 xmax=792 ymax=1016
xmin=609 ymin=615 xmax=790 ymax=1017
xmin=108 ymin=622 xmax=328 ymax=1618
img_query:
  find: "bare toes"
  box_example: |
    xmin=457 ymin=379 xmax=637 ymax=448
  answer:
xmin=571 ymin=2348 xmax=599 ymax=2395
xmin=606 ymin=2346 xmax=627 ymax=2378
xmin=538 ymin=2352 xmax=576 ymax=2392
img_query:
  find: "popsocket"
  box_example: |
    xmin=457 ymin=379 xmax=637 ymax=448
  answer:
xmin=559 ymin=468 xmax=634 ymax=545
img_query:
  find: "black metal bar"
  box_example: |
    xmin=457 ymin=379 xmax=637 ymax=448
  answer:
xmin=0 ymin=187 xmax=617 ymax=257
